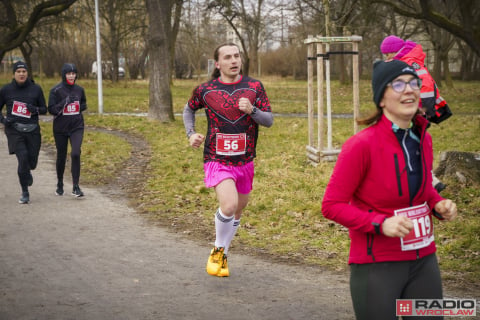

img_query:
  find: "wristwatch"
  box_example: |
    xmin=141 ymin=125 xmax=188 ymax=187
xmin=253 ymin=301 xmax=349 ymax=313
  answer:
xmin=187 ymin=130 xmax=195 ymax=139
xmin=251 ymin=107 xmax=257 ymax=115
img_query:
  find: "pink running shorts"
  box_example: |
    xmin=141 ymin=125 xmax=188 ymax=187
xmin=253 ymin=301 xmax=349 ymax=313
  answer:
xmin=203 ymin=161 xmax=254 ymax=194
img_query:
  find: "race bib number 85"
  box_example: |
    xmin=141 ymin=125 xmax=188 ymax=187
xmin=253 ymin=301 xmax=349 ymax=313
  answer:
xmin=395 ymin=202 xmax=434 ymax=251
xmin=216 ymin=133 xmax=246 ymax=156
xmin=63 ymin=101 xmax=80 ymax=115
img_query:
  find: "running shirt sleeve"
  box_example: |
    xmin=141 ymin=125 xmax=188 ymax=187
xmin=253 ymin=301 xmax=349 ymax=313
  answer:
xmin=48 ymin=85 xmax=65 ymax=116
xmin=80 ymin=88 xmax=87 ymax=112
xmin=183 ymin=103 xmax=196 ymax=138
xmin=251 ymin=108 xmax=273 ymax=127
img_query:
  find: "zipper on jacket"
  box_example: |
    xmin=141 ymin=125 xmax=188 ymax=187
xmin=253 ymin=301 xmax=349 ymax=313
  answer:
xmin=367 ymin=234 xmax=375 ymax=262
xmin=419 ymin=127 xmax=428 ymax=197
xmin=394 ymin=154 xmax=403 ymax=197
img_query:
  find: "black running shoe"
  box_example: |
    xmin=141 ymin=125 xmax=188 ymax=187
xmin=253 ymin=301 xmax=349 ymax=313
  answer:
xmin=19 ymin=191 xmax=29 ymax=204
xmin=72 ymin=185 xmax=84 ymax=197
xmin=56 ymin=182 xmax=64 ymax=196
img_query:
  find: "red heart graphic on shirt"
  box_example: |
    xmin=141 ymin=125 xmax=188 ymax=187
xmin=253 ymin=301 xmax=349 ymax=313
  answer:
xmin=204 ymin=89 xmax=256 ymax=124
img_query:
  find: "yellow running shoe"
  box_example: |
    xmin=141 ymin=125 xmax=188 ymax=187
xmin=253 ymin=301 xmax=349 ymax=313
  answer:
xmin=206 ymin=247 xmax=224 ymax=276
xmin=217 ymin=254 xmax=229 ymax=277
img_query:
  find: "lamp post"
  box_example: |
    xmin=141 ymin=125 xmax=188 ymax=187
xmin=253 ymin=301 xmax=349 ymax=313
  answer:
xmin=95 ymin=0 xmax=103 ymax=113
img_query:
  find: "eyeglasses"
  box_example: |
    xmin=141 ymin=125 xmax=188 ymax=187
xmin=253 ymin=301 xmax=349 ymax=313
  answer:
xmin=387 ymin=78 xmax=422 ymax=92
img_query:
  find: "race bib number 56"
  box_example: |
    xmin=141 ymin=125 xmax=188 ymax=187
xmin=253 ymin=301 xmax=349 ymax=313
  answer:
xmin=216 ymin=133 xmax=246 ymax=156
xmin=12 ymin=101 xmax=31 ymax=118
xmin=395 ymin=202 xmax=434 ymax=251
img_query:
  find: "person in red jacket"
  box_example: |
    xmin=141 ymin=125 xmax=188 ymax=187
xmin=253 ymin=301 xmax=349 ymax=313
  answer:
xmin=322 ymin=60 xmax=457 ymax=320
xmin=380 ymin=35 xmax=452 ymax=192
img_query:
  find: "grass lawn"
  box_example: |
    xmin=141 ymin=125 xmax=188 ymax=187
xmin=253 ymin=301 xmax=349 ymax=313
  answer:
xmin=2 ymin=74 xmax=479 ymax=291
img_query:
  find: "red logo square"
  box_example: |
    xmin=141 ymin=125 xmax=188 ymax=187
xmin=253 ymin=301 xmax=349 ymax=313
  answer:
xmin=397 ymin=300 xmax=413 ymax=316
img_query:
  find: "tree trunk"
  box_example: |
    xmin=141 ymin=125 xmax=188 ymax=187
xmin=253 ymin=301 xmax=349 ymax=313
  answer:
xmin=169 ymin=0 xmax=183 ymax=83
xmin=442 ymin=55 xmax=453 ymax=88
xmin=146 ymin=0 xmax=174 ymax=122
xmin=20 ymin=44 xmax=33 ymax=80
xmin=432 ymin=45 xmax=442 ymax=85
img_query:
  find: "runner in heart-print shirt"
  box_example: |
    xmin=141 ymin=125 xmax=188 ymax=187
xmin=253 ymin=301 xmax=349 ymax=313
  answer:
xmin=183 ymin=43 xmax=273 ymax=278
xmin=188 ymin=75 xmax=271 ymax=166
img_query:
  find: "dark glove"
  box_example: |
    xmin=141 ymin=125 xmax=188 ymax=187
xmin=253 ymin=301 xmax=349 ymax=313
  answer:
xmin=26 ymin=104 xmax=39 ymax=114
xmin=1 ymin=117 xmax=13 ymax=127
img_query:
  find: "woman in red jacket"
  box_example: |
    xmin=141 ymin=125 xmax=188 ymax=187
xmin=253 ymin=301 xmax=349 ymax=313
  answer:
xmin=322 ymin=60 xmax=457 ymax=320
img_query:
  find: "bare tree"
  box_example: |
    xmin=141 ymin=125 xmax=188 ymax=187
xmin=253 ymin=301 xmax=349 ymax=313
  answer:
xmin=0 ymin=0 xmax=78 ymax=72
xmin=176 ymin=0 xmax=216 ymax=78
xmin=207 ymin=0 xmax=276 ymax=76
xmin=424 ymin=21 xmax=455 ymax=87
xmin=370 ymin=0 xmax=480 ymax=57
xmin=30 ymin=2 xmax=97 ymax=78
xmin=80 ymin=0 xmax=147 ymax=82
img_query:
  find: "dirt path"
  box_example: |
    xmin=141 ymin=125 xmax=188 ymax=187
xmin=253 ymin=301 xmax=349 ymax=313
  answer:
xmin=1 ymin=127 xmax=478 ymax=320
xmin=0 ymin=131 xmax=354 ymax=320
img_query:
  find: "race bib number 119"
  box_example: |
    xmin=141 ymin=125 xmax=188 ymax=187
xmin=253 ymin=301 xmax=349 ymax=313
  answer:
xmin=395 ymin=202 xmax=434 ymax=251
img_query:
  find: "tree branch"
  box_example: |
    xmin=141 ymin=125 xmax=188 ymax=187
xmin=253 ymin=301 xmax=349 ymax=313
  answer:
xmin=0 ymin=0 xmax=78 ymax=61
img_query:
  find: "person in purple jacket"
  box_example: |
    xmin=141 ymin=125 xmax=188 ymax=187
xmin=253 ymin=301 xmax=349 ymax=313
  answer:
xmin=48 ymin=63 xmax=87 ymax=197
xmin=322 ymin=60 xmax=457 ymax=320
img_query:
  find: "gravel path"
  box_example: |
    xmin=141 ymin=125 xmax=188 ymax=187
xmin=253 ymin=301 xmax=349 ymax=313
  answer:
xmin=0 ymin=131 xmax=354 ymax=320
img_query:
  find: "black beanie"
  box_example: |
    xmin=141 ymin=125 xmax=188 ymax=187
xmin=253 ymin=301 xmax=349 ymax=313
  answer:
xmin=372 ymin=59 xmax=418 ymax=107
xmin=12 ymin=61 xmax=28 ymax=73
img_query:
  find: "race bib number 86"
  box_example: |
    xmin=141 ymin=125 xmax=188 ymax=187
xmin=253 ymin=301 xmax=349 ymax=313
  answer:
xmin=12 ymin=101 xmax=31 ymax=118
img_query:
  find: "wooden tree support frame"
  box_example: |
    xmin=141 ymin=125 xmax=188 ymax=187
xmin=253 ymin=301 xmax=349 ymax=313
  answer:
xmin=304 ymin=35 xmax=362 ymax=164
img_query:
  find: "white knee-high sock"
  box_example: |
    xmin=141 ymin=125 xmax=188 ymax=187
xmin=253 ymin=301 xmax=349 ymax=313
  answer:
xmin=214 ymin=208 xmax=234 ymax=249
xmin=224 ymin=219 xmax=240 ymax=255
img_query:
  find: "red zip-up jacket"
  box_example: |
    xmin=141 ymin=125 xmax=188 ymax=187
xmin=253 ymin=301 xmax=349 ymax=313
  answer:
xmin=322 ymin=114 xmax=444 ymax=264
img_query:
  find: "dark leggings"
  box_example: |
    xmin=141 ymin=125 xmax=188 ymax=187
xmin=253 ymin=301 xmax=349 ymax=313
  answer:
xmin=54 ymin=129 xmax=84 ymax=185
xmin=15 ymin=134 xmax=41 ymax=192
xmin=350 ymin=254 xmax=443 ymax=320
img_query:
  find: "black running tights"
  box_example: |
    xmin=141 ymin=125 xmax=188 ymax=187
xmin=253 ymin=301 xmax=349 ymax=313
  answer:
xmin=54 ymin=129 xmax=84 ymax=185
xmin=14 ymin=134 xmax=41 ymax=192
xmin=350 ymin=254 xmax=443 ymax=320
